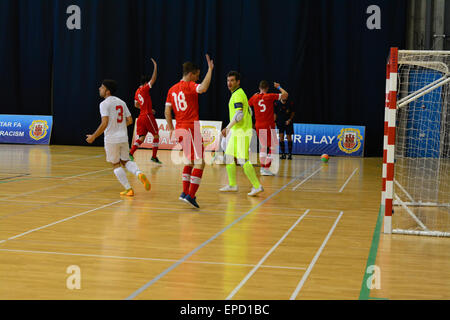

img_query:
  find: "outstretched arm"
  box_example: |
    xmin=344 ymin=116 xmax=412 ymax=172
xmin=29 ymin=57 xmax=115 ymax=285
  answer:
xmin=197 ymin=54 xmax=214 ymax=94
xmin=149 ymin=58 xmax=158 ymax=87
xmin=274 ymin=82 xmax=289 ymax=101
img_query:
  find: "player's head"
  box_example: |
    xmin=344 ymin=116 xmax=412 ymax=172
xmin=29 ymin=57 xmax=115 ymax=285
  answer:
xmin=99 ymin=79 xmax=117 ymax=98
xmin=259 ymin=80 xmax=269 ymax=93
xmin=227 ymin=71 xmax=241 ymax=92
xmin=140 ymin=75 xmax=151 ymax=85
xmin=182 ymin=62 xmax=200 ymax=81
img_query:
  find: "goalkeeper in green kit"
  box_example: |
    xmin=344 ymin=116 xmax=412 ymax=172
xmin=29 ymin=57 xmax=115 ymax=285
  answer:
xmin=220 ymin=71 xmax=264 ymax=197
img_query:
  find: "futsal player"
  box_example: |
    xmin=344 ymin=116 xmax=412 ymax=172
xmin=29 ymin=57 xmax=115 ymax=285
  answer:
xmin=86 ymin=80 xmax=151 ymax=196
xmin=275 ymin=98 xmax=296 ymax=160
xmin=129 ymin=58 xmax=162 ymax=164
xmin=165 ymin=54 xmax=214 ymax=208
xmin=220 ymin=71 xmax=264 ymax=197
xmin=248 ymin=81 xmax=288 ymax=175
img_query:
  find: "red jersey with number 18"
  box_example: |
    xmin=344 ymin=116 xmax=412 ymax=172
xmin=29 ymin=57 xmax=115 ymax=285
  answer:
xmin=248 ymin=93 xmax=281 ymax=126
xmin=165 ymin=80 xmax=201 ymax=128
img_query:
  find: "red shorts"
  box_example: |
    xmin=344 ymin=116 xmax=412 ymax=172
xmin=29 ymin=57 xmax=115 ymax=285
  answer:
xmin=136 ymin=113 xmax=159 ymax=137
xmin=256 ymin=123 xmax=277 ymax=149
xmin=175 ymin=122 xmax=204 ymax=162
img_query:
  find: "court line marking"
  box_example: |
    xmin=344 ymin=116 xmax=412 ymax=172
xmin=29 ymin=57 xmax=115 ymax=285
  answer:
xmin=292 ymin=167 xmax=323 ymax=191
xmin=0 ymin=200 xmax=122 ymax=245
xmin=338 ymin=168 xmax=359 ymax=193
xmin=53 ymin=154 xmax=103 ymax=165
xmin=0 ymin=168 xmax=112 ymax=201
xmin=290 ymin=211 xmax=344 ymax=300
xmin=62 ymin=168 xmax=112 ymax=180
xmin=125 ymin=163 xmax=320 ymax=300
xmin=226 ymin=209 xmax=310 ymax=300
xmin=0 ymin=248 xmax=306 ymax=271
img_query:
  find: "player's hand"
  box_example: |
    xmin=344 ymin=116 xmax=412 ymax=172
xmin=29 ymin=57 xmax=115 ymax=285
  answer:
xmin=206 ymin=54 xmax=214 ymax=70
xmin=169 ymin=129 xmax=176 ymax=142
xmin=221 ymin=128 xmax=229 ymax=137
xmin=151 ymin=58 xmax=157 ymax=66
xmin=152 ymin=109 xmax=156 ymax=115
xmin=286 ymin=120 xmax=290 ymax=125
xmin=86 ymin=134 xmax=95 ymax=144
xmin=274 ymin=82 xmax=281 ymax=89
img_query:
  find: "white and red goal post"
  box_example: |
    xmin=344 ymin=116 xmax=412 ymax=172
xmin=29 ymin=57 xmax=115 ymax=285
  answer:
xmin=382 ymin=48 xmax=450 ymax=236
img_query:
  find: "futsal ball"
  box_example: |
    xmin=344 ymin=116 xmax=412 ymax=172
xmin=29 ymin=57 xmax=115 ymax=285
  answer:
xmin=321 ymin=154 xmax=329 ymax=163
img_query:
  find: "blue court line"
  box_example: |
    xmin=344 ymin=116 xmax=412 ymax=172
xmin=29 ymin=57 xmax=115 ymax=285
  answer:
xmin=125 ymin=164 xmax=320 ymax=300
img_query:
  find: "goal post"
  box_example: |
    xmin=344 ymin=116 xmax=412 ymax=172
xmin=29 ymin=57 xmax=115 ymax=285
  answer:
xmin=382 ymin=48 xmax=450 ymax=237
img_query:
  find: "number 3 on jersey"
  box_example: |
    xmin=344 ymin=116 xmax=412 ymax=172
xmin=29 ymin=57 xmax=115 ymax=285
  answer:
xmin=172 ymin=91 xmax=188 ymax=112
xmin=116 ymin=105 xmax=124 ymax=123
xmin=258 ymin=99 xmax=267 ymax=113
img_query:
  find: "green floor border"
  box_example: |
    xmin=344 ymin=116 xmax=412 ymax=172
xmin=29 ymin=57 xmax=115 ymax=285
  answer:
xmin=359 ymin=205 xmax=384 ymax=300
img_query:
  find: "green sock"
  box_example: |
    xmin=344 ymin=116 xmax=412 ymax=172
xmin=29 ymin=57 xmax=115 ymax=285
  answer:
xmin=243 ymin=161 xmax=261 ymax=189
xmin=226 ymin=163 xmax=237 ymax=187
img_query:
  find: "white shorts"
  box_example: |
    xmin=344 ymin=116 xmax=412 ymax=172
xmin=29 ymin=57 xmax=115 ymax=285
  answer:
xmin=104 ymin=142 xmax=130 ymax=164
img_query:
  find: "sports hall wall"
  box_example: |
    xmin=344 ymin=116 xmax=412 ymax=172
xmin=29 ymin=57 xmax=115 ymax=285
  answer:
xmin=0 ymin=0 xmax=406 ymax=157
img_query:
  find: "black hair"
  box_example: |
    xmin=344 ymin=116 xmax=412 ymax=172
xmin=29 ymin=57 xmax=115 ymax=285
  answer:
xmin=227 ymin=71 xmax=241 ymax=81
xmin=102 ymin=79 xmax=117 ymax=95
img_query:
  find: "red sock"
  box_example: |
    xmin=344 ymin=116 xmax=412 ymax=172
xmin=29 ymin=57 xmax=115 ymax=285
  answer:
xmin=130 ymin=139 xmax=144 ymax=155
xmin=188 ymin=168 xmax=204 ymax=198
xmin=152 ymin=138 xmax=159 ymax=158
xmin=182 ymin=166 xmax=193 ymax=194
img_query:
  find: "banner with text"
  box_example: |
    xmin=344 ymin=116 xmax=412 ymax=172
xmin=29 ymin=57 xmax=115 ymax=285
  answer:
xmin=133 ymin=119 xmax=223 ymax=152
xmin=287 ymin=123 xmax=365 ymax=157
xmin=0 ymin=114 xmax=53 ymax=145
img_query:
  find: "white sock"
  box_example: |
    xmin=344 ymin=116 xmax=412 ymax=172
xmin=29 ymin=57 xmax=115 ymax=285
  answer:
xmin=114 ymin=167 xmax=131 ymax=189
xmin=125 ymin=161 xmax=141 ymax=176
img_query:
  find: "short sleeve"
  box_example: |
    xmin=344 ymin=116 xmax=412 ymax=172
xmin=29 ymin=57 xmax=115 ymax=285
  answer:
xmin=189 ymin=81 xmax=200 ymax=94
xmin=100 ymin=102 xmax=109 ymax=118
xmin=124 ymin=104 xmax=132 ymax=117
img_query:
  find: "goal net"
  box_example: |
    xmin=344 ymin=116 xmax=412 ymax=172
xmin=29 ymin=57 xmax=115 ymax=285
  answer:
xmin=382 ymin=48 xmax=450 ymax=237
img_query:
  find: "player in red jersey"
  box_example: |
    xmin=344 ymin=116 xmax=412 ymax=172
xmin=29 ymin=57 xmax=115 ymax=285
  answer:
xmin=165 ymin=54 xmax=214 ymax=209
xmin=129 ymin=58 xmax=163 ymax=164
xmin=248 ymin=81 xmax=288 ymax=176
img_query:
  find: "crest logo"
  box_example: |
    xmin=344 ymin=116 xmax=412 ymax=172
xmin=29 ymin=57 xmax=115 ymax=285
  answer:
xmin=29 ymin=120 xmax=49 ymax=141
xmin=201 ymin=125 xmax=218 ymax=148
xmin=338 ymin=128 xmax=363 ymax=154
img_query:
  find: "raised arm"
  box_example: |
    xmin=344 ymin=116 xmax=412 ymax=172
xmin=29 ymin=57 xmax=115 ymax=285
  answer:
xmin=274 ymin=82 xmax=289 ymax=101
xmin=149 ymin=58 xmax=158 ymax=87
xmin=197 ymin=54 xmax=214 ymax=94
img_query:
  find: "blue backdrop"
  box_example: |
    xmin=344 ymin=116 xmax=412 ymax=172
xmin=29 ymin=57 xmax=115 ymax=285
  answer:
xmin=0 ymin=0 xmax=407 ymax=156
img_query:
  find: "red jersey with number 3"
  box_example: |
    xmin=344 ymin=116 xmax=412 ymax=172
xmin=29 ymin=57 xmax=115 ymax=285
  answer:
xmin=165 ymin=81 xmax=200 ymax=127
xmin=248 ymin=93 xmax=281 ymax=127
xmin=134 ymin=83 xmax=153 ymax=116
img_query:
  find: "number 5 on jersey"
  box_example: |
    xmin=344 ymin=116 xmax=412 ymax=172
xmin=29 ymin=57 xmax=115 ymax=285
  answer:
xmin=258 ymin=99 xmax=267 ymax=113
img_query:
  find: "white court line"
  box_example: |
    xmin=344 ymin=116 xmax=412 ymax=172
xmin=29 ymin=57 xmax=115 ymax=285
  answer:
xmin=338 ymin=168 xmax=359 ymax=193
xmin=62 ymin=168 xmax=111 ymax=180
xmin=0 ymin=248 xmax=306 ymax=271
xmin=226 ymin=209 xmax=310 ymax=300
xmin=53 ymin=154 xmax=103 ymax=165
xmin=292 ymin=167 xmax=323 ymax=191
xmin=125 ymin=164 xmax=321 ymax=300
xmin=0 ymin=200 xmax=122 ymax=245
xmin=290 ymin=211 xmax=344 ymax=300
xmin=0 ymin=168 xmax=112 ymax=201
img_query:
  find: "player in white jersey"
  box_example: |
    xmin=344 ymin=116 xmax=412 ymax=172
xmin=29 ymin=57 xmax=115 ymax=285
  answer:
xmin=86 ymin=79 xmax=151 ymax=196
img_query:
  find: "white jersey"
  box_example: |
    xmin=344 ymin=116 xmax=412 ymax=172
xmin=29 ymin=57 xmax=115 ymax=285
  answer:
xmin=99 ymin=96 xmax=131 ymax=144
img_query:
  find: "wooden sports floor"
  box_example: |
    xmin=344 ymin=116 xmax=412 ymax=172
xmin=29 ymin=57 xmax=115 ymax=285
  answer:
xmin=0 ymin=144 xmax=449 ymax=300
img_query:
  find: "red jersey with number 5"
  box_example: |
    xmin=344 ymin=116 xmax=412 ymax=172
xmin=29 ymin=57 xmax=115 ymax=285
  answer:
xmin=134 ymin=83 xmax=153 ymax=116
xmin=248 ymin=93 xmax=281 ymax=126
xmin=165 ymin=80 xmax=201 ymax=127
